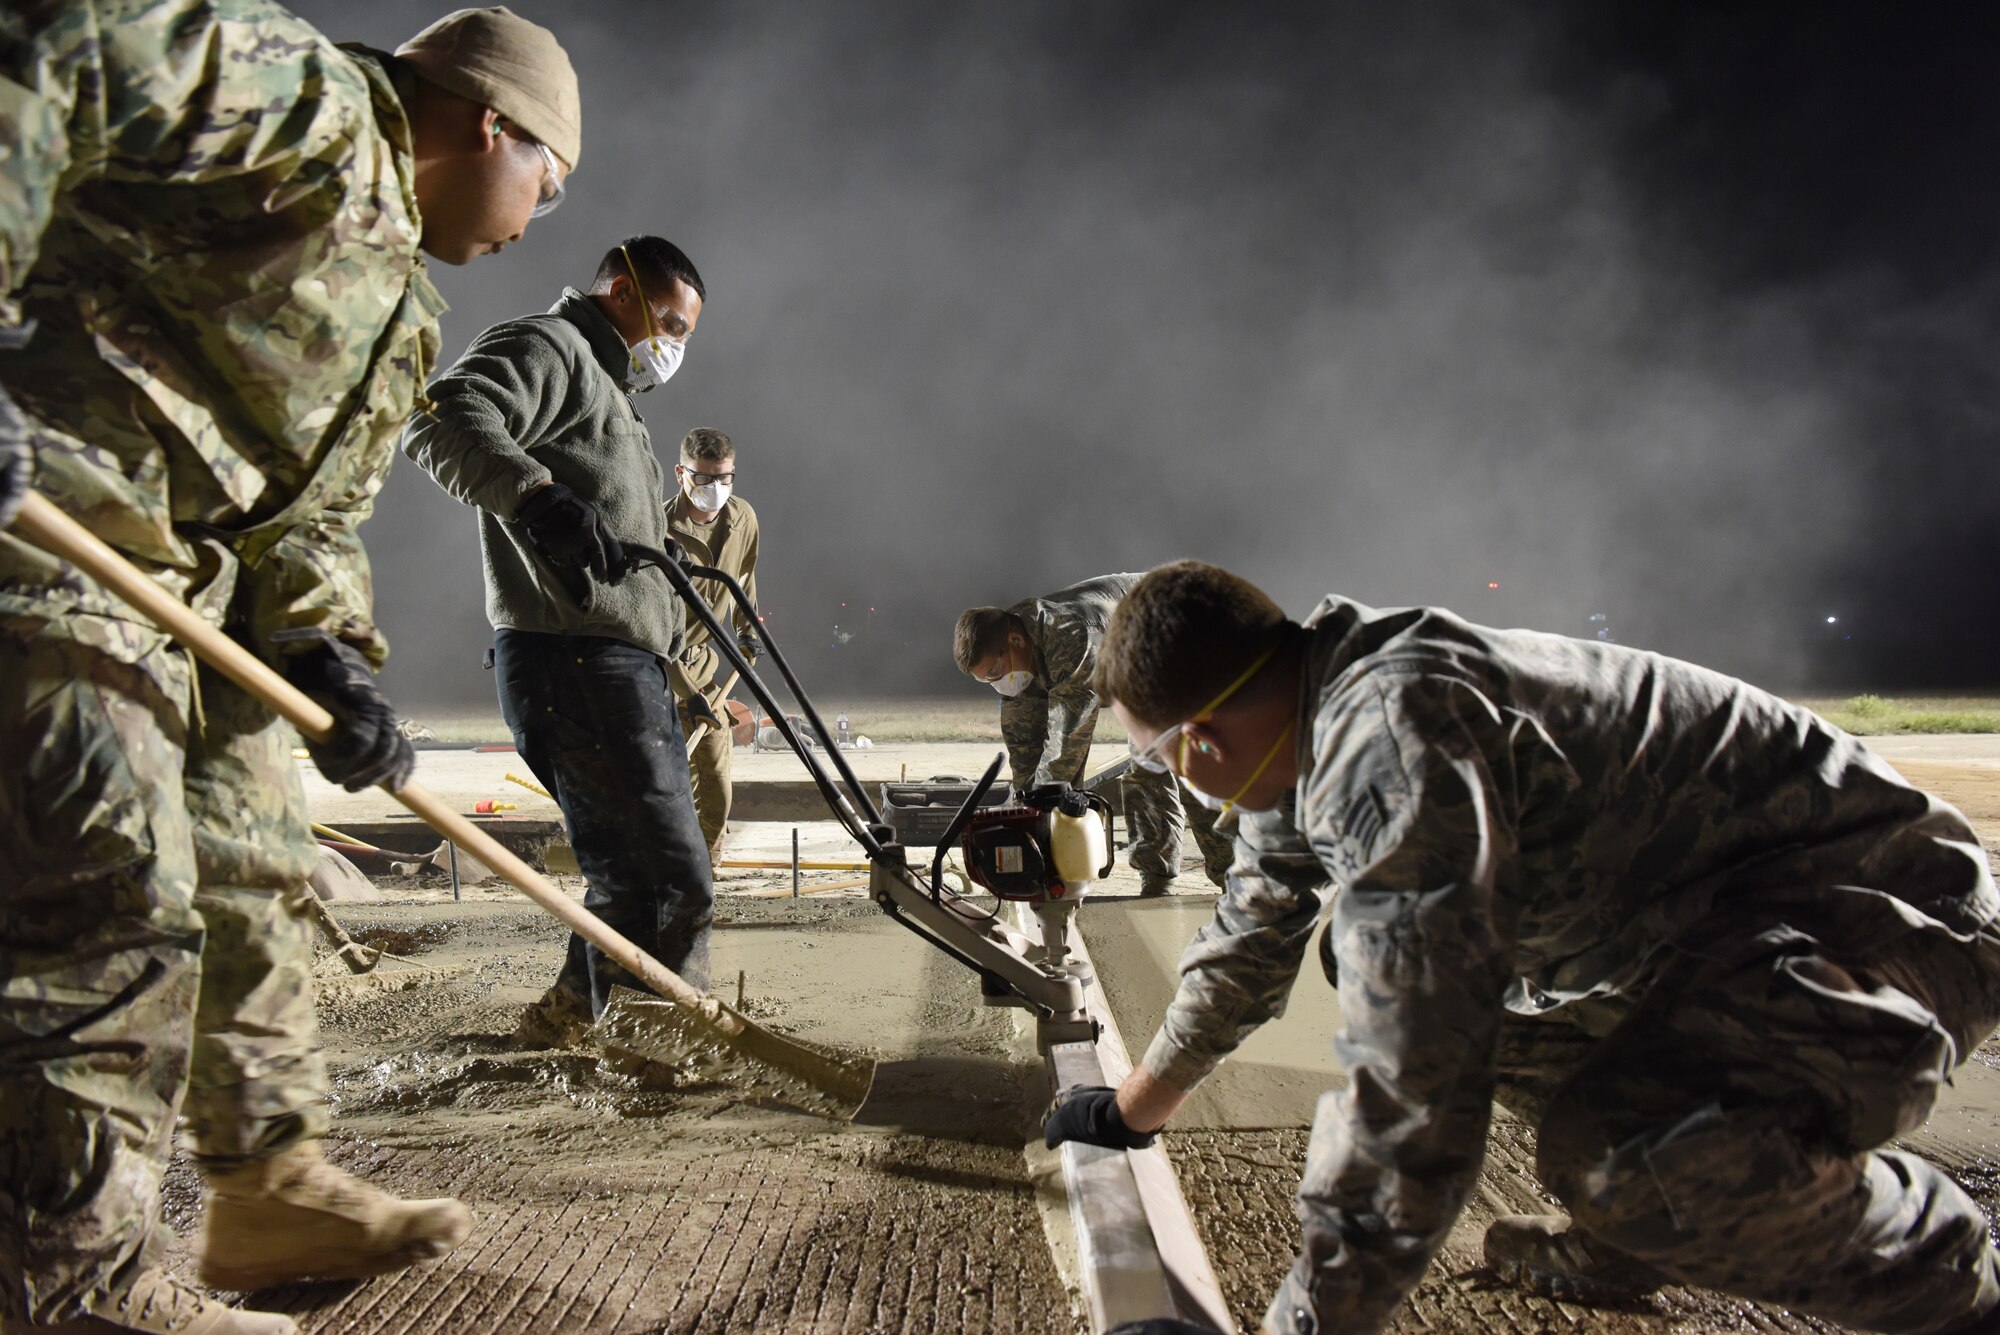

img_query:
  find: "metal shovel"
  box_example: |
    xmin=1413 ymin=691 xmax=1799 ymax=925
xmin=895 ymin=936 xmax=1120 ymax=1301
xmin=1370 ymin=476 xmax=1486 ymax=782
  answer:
xmin=13 ymin=492 xmax=876 ymax=1120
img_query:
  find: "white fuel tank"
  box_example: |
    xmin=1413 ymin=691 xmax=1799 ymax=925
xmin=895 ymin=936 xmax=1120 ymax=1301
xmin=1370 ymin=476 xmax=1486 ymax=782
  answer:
xmin=1048 ymin=807 xmax=1109 ymax=894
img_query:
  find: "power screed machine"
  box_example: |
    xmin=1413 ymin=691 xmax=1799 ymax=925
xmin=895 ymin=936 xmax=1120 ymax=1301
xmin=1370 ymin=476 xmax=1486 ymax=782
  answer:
xmin=624 ymin=542 xmax=1120 ymax=1050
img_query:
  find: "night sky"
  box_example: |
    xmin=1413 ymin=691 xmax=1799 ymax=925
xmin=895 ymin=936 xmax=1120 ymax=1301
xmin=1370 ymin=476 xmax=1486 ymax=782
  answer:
xmin=282 ymin=1 xmax=2000 ymax=709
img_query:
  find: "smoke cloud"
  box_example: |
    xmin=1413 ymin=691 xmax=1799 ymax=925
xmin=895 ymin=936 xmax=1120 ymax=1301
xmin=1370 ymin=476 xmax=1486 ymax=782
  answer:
xmin=282 ymin=0 xmax=2000 ymax=709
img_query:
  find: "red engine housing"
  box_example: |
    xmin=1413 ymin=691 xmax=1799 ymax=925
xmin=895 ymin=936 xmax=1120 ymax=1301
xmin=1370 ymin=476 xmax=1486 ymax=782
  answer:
xmin=959 ymin=805 xmax=1066 ymax=902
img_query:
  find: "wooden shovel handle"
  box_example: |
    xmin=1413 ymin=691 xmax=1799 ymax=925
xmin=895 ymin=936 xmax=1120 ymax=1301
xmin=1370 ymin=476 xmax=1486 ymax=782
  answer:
xmin=13 ymin=492 xmax=712 ymax=1014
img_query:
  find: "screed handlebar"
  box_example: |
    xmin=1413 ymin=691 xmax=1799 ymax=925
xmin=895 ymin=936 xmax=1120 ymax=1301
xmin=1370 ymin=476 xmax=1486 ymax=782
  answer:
xmin=13 ymin=492 xmax=712 ymax=1014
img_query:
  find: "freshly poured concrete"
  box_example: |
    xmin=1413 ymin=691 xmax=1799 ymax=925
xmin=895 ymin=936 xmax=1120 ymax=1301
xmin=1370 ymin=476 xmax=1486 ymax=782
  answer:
xmin=1081 ymin=899 xmax=1341 ymax=1131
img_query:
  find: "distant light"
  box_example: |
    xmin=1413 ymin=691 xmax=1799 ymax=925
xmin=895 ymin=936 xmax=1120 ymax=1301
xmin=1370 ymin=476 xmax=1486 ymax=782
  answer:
xmin=1487 ymin=581 xmax=1499 ymax=590
xmin=1825 ymin=615 xmax=1837 ymax=624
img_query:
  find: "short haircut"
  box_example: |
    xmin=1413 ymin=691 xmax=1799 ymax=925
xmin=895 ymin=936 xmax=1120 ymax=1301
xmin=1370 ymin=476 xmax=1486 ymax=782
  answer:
xmin=1095 ymin=560 xmax=1291 ymax=727
xmin=595 ymin=235 xmax=706 ymax=302
xmin=953 ymin=607 xmax=1015 ymax=675
xmin=682 ymin=427 xmax=735 ymax=464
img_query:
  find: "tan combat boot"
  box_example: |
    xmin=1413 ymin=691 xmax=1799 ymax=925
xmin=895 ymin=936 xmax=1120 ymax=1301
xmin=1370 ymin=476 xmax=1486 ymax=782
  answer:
xmin=35 ymin=1268 xmax=297 ymax=1334
xmin=1483 ymin=1212 xmax=1668 ymax=1305
xmin=198 ymin=1142 xmax=473 ymax=1291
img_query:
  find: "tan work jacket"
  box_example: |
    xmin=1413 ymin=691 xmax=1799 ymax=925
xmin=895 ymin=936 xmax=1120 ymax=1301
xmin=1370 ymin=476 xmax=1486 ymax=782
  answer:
xmin=665 ymin=490 xmax=759 ymax=709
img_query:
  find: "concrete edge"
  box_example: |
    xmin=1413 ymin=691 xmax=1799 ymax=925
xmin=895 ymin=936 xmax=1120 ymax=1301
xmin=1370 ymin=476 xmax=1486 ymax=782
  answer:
xmin=1011 ymin=901 xmax=1238 ymax=1334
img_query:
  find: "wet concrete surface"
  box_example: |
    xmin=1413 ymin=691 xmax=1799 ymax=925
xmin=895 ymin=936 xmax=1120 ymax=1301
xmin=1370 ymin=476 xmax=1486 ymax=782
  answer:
xmin=158 ymin=894 xmax=1082 ymax=1334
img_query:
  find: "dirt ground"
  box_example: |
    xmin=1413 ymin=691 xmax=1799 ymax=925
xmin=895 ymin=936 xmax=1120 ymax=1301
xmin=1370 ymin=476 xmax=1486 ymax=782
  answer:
xmin=152 ymin=748 xmax=2000 ymax=1333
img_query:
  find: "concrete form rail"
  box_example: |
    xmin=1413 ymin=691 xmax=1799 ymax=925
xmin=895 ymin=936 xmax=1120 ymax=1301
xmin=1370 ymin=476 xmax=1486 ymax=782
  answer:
xmin=1013 ymin=904 xmax=1236 ymax=1334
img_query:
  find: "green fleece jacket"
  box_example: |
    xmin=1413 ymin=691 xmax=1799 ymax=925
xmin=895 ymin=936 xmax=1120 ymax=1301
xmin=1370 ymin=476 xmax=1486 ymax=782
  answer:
xmin=401 ymin=288 xmax=683 ymax=658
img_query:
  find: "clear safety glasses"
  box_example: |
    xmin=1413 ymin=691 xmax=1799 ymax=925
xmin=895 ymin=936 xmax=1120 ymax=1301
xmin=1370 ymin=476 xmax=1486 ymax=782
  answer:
xmin=530 ymin=140 xmax=565 ymax=218
xmin=1124 ymin=643 xmax=1280 ymax=776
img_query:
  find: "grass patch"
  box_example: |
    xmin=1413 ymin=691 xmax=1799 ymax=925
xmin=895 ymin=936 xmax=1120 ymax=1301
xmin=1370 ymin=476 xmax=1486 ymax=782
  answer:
xmin=401 ymin=694 xmax=1131 ymax=745
xmin=1794 ymin=694 xmax=2000 ymax=736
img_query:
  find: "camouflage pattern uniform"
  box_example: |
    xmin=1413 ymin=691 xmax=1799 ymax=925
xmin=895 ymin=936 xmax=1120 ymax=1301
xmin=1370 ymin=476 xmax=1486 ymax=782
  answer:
xmin=666 ymin=489 xmax=759 ymax=852
xmin=0 ymin=3 xmax=441 ymax=1320
xmin=999 ymin=574 xmax=1230 ymax=889
xmin=1141 ymin=597 xmax=2000 ymax=1335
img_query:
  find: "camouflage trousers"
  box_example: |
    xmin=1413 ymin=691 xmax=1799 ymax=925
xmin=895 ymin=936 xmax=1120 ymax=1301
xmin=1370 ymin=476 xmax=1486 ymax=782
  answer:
xmin=1473 ymin=912 xmax=2000 ymax=1334
xmin=0 ymin=621 xmax=327 ymax=1324
xmin=1008 ymin=709 xmax=1230 ymax=889
xmin=1120 ymin=766 xmax=1231 ymax=889
xmin=680 ymin=696 xmax=733 ymax=853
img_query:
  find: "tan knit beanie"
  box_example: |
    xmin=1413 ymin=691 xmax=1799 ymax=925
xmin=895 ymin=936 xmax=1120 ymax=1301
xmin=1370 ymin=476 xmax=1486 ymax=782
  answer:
xmin=397 ymin=7 xmax=581 ymax=169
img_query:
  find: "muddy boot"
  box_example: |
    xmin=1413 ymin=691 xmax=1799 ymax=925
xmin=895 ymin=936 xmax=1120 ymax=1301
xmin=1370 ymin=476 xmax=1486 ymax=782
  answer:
xmin=1138 ymin=876 xmax=1174 ymax=898
xmin=40 ymin=1268 xmax=297 ymax=1334
xmin=512 ymin=982 xmax=593 ymax=1049
xmin=1483 ymin=1212 xmax=1668 ymax=1304
xmin=198 ymin=1143 xmax=473 ymax=1291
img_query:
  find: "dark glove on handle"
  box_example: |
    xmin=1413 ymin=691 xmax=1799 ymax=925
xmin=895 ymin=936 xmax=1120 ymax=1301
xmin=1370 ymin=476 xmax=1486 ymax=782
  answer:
xmin=735 ymin=625 xmax=761 ymax=663
xmin=274 ymin=629 xmax=416 ymax=792
xmin=1043 ymin=1084 xmax=1157 ymax=1150
xmin=516 ymin=482 xmax=625 ymax=584
xmin=686 ymin=692 xmax=723 ymax=729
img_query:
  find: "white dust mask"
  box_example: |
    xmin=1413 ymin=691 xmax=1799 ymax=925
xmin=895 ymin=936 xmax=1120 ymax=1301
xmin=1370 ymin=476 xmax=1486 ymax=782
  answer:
xmin=629 ymin=334 xmax=683 ymax=390
xmin=684 ymin=472 xmax=731 ymax=512
xmin=989 ymin=670 xmax=1034 ymax=698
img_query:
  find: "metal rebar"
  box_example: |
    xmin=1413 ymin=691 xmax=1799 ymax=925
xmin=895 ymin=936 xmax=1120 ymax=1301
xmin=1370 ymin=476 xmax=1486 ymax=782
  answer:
xmin=791 ymin=828 xmax=800 ymax=899
xmin=448 ymin=839 xmax=461 ymax=902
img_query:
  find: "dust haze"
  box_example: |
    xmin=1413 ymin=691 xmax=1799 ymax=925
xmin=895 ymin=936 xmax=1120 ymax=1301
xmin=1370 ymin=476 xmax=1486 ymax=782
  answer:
xmin=281 ymin=0 xmax=2000 ymax=711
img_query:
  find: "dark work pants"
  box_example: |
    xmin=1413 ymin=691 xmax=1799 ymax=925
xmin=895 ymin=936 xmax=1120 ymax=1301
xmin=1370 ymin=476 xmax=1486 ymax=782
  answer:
xmin=494 ymin=630 xmax=714 ymax=1012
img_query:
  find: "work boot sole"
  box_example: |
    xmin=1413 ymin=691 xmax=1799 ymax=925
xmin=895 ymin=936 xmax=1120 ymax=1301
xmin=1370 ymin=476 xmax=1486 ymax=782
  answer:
xmin=200 ymin=1222 xmax=471 ymax=1292
xmin=1485 ymin=1252 xmax=1658 ymax=1305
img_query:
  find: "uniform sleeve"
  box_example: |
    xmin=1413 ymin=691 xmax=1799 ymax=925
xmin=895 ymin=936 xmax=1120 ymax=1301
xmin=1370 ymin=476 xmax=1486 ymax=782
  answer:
xmin=1000 ymin=692 xmax=1050 ymax=793
xmin=400 ymin=322 xmax=568 ymax=518
xmin=2 ymin=1 xmax=354 ymax=331
xmin=735 ymin=509 xmax=759 ymax=632
xmin=1269 ymin=674 xmax=1519 ymax=1335
xmin=1138 ymin=797 xmax=1330 ymax=1090
xmin=0 ymin=5 xmax=98 ymax=332
xmin=2 ymin=3 xmax=423 ymax=665
xmin=240 ymin=481 xmax=392 ymax=663
xmin=1035 ymin=624 xmax=1099 ymax=786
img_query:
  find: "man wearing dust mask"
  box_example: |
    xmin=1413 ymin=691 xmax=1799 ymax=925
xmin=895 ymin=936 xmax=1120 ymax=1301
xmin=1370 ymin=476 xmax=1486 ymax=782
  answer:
xmin=402 ymin=235 xmax=714 ymax=1047
xmin=953 ymin=576 xmax=1232 ymax=897
xmin=664 ymin=427 xmax=762 ymax=863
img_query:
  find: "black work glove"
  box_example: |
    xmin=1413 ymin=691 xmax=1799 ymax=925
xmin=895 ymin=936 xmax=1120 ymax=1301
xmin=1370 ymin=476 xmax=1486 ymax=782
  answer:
xmin=734 ymin=625 xmax=761 ymax=664
xmin=274 ymin=629 xmax=416 ymax=792
xmin=685 ymin=692 xmax=723 ymax=730
xmin=1043 ymin=1084 xmax=1157 ymax=1150
xmin=515 ymin=482 xmax=625 ymax=584
xmin=1106 ymin=1321 xmax=1218 ymax=1335
xmin=0 ymin=383 xmax=27 ymax=533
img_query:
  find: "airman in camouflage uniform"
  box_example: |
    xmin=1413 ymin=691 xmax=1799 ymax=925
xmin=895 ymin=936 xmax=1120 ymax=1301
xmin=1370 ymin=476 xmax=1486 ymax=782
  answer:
xmin=954 ymin=573 xmax=1231 ymax=895
xmin=1052 ymin=561 xmax=2000 ymax=1335
xmin=0 ymin=4 xmax=580 ymax=1329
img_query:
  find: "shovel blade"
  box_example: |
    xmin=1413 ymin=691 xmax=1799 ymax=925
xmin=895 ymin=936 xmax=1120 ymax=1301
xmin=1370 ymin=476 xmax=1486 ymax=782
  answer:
xmin=593 ymin=986 xmax=875 ymax=1120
